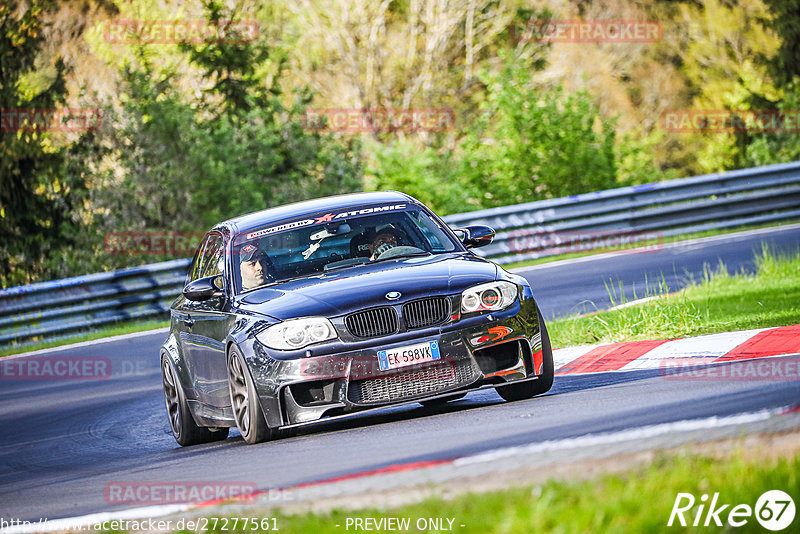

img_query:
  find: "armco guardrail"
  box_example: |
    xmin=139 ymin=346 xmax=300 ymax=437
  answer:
xmin=1 ymin=161 xmax=799 ymax=349
xmin=0 ymin=259 xmax=189 ymax=348
xmin=443 ymin=160 xmax=800 ymax=264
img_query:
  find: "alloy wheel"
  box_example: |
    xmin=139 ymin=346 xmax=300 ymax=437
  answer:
xmin=227 ymin=352 xmax=251 ymax=436
xmin=161 ymin=358 xmax=181 ymax=434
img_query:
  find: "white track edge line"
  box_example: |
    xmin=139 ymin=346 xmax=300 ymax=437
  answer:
xmin=452 ymin=407 xmax=784 ymax=467
xmin=608 ymin=294 xmax=667 ymax=310
xmin=553 ymin=352 xmax=800 ymax=375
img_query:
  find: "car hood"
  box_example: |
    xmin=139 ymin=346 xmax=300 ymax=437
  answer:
xmin=236 ymin=252 xmax=498 ymax=320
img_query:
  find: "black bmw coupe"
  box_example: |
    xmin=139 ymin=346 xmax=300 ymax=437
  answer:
xmin=161 ymin=192 xmax=553 ymax=445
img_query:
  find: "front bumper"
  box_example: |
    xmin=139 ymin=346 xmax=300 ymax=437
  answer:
xmin=241 ymin=298 xmax=545 ymax=428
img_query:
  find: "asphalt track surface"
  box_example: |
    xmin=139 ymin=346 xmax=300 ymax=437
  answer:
xmin=1 ymin=225 xmax=799 ymax=522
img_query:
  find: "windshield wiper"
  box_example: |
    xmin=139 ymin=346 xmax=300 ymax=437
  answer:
xmin=240 ymin=274 xmax=314 ymax=293
xmin=323 ymin=257 xmax=371 ymax=272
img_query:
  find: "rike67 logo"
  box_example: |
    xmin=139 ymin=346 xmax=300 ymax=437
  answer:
xmin=668 ymin=490 xmax=795 ymax=531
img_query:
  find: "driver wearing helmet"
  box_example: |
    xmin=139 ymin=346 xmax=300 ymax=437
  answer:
xmin=369 ymin=227 xmax=404 ymax=261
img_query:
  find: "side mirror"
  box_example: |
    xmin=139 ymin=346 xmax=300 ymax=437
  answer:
xmin=456 ymin=225 xmax=495 ymax=249
xmin=183 ymin=275 xmax=224 ymax=301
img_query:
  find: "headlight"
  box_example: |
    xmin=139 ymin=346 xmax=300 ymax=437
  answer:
xmin=461 ymin=281 xmax=517 ymax=314
xmin=256 ymin=317 xmax=337 ymax=350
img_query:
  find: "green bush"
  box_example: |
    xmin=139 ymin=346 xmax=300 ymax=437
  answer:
xmin=365 ymin=139 xmax=472 ymax=215
xmin=95 ymin=69 xmax=363 ymax=234
xmin=746 ymin=78 xmax=800 ymax=167
xmin=368 ymin=53 xmax=622 ymax=216
xmin=457 ymin=52 xmax=618 ymax=208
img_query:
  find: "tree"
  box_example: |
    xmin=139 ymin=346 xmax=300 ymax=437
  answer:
xmin=365 ymin=138 xmax=468 ymax=215
xmin=744 ymin=0 xmax=800 ymax=166
xmin=745 ymin=80 xmax=800 ymax=166
xmin=675 ymin=0 xmax=781 ymax=172
xmin=284 ymin=0 xmax=539 ymax=144
xmin=89 ymin=0 xmax=363 ymax=237
xmin=763 ymin=0 xmax=800 ymax=85
xmin=0 ymin=1 xmax=88 ymax=287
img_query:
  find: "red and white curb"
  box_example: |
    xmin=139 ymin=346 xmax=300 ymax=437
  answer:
xmin=553 ymin=324 xmax=800 ymax=375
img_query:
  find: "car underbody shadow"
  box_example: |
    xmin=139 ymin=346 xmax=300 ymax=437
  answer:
xmin=282 ymin=391 xmax=505 ymax=439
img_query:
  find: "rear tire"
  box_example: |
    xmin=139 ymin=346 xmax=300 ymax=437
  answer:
xmin=227 ymin=346 xmax=276 ymax=444
xmin=496 ymin=307 xmax=554 ymax=402
xmin=161 ymin=355 xmax=229 ymax=446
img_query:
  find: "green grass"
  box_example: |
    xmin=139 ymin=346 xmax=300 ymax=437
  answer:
xmin=0 ymin=318 xmax=168 ymax=357
xmin=504 ymin=219 xmax=800 ymax=269
xmin=169 ymin=450 xmax=798 ymax=534
xmin=548 ymin=247 xmax=800 ymax=348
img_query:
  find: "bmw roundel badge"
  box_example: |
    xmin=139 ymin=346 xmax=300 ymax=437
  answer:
xmin=385 ymin=291 xmax=401 ymax=300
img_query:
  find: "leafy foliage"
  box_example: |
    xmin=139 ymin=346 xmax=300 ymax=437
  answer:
xmin=0 ymin=1 xmax=89 ymax=287
xmin=745 ymin=79 xmax=800 ymax=166
xmin=763 ymin=0 xmax=800 ymax=85
xmin=73 ymin=2 xmax=364 ymax=264
xmin=3 ymin=0 xmax=799 ymax=285
xmin=369 ymin=52 xmax=618 ymax=215
xmin=458 ymin=54 xmax=617 ymax=208
xmin=366 ymin=139 xmax=468 ymax=215
xmin=676 ymin=0 xmax=781 ymax=173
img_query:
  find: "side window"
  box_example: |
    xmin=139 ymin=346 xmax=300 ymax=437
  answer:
xmin=199 ymin=234 xmax=225 ymax=279
xmin=187 ymin=236 xmax=211 ymax=283
xmin=408 ymin=211 xmax=447 ymax=251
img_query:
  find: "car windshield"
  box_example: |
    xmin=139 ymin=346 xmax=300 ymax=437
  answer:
xmin=232 ymin=204 xmax=460 ymax=293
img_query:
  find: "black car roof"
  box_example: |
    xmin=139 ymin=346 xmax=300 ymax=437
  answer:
xmin=215 ymin=191 xmax=417 ymax=235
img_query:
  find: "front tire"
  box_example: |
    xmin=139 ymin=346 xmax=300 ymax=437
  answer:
xmin=496 ymin=307 xmax=554 ymax=402
xmin=227 ymin=346 xmax=276 ymax=444
xmin=162 ymin=354 xmax=229 ymax=446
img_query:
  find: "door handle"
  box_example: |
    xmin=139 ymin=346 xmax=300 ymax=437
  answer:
xmin=183 ymin=316 xmax=194 ymax=328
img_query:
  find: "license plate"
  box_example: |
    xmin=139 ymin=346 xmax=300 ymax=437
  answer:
xmin=377 ymin=340 xmax=441 ymax=371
